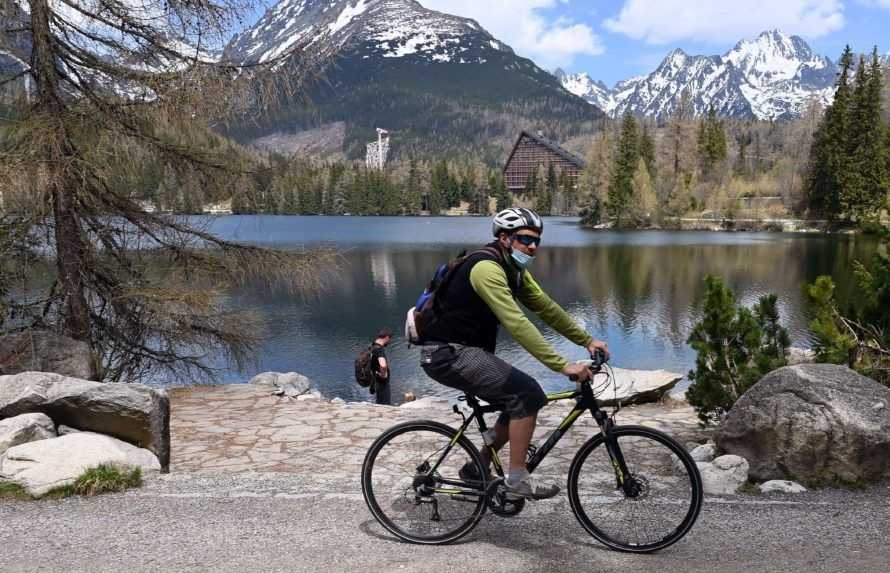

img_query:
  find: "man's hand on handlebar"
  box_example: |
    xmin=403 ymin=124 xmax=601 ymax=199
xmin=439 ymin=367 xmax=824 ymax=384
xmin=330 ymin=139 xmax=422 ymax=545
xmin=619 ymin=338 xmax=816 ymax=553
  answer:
xmin=586 ymin=338 xmax=610 ymax=362
xmin=562 ymin=362 xmax=593 ymax=383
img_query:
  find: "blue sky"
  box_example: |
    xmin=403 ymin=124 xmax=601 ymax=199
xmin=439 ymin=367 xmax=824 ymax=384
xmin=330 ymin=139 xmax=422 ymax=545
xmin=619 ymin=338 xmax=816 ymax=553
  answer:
xmin=421 ymin=0 xmax=890 ymax=85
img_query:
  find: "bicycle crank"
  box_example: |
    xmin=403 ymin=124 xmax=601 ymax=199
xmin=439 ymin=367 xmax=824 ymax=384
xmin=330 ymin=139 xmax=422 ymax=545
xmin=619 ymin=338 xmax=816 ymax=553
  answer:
xmin=485 ymin=479 xmax=526 ymax=517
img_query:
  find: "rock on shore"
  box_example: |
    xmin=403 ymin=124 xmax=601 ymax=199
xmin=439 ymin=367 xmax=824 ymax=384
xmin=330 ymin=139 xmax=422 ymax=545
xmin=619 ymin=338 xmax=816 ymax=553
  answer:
xmin=0 ymin=432 xmax=160 ymax=497
xmin=0 ymin=372 xmax=170 ymax=471
xmin=716 ymin=364 xmax=890 ymax=485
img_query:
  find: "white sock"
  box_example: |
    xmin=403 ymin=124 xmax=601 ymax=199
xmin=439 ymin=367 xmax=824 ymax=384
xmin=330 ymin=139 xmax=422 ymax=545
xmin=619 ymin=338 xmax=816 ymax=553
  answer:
xmin=507 ymin=468 xmax=529 ymax=486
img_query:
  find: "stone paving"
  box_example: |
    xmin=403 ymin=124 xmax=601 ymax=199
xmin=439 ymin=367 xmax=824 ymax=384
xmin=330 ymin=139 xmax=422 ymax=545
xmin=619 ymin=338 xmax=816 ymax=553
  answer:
xmin=170 ymin=385 xmax=708 ymax=479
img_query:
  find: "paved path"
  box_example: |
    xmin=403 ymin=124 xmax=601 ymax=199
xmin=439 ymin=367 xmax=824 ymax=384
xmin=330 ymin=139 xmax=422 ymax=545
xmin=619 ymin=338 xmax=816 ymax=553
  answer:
xmin=7 ymin=385 xmax=888 ymax=572
xmin=2 ymin=471 xmax=888 ymax=573
xmin=169 ymin=385 xmax=708 ymax=478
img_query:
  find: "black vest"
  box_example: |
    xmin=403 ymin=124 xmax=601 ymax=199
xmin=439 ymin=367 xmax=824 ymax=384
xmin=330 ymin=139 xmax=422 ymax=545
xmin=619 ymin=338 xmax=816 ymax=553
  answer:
xmin=422 ymin=242 xmax=521 ymax=352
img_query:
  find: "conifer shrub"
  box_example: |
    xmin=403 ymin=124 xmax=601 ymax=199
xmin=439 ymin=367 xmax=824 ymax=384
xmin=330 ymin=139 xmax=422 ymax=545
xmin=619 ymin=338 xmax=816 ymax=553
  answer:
xmin=686 ymin=276 xmax=790 ymax=424
xmin=805 ymin=227 xmax=890 ymax=386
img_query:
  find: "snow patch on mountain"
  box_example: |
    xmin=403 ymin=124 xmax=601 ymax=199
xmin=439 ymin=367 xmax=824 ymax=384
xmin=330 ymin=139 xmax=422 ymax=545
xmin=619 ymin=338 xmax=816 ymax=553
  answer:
xmin=328 ymin=0 xmax=371 ymax=34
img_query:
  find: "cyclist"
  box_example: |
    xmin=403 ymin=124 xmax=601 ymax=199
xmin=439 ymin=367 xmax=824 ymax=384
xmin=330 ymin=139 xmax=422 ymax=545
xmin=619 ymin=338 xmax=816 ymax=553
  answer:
xmin=420 ymin=207 xmax=610 ymax=500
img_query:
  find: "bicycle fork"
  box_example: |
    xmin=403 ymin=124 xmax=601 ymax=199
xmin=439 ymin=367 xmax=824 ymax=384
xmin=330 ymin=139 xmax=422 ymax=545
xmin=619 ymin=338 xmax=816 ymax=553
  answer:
xmin=594 ymin=410 xmax=635 ymax=496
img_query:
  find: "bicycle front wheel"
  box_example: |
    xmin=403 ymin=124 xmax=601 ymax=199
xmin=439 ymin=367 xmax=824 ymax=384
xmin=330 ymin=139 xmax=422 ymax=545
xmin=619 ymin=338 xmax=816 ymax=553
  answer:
xmin=361 ymin=420 xmax=487 ymax=544
xmin=567 ymin=425 xmax=703 ymax=553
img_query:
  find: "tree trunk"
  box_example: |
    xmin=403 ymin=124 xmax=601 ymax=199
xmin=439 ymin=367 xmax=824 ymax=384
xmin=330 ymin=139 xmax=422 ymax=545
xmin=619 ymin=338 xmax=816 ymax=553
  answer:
xmin=29 ymin=0 xmax=92 ymax=344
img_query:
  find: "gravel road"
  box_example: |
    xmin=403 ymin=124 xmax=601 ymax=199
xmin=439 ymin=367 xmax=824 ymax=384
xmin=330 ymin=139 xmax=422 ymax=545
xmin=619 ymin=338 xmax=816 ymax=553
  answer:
xmin=2 ymin=472 xmax=888 ymax=573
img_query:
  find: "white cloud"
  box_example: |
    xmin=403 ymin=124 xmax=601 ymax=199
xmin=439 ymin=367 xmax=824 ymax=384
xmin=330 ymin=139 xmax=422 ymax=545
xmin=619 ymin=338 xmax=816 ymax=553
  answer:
xmin=604 ymin=0 xmax=845 ymax=44
xmin=422 ymin=0 xmax=604 ymax=68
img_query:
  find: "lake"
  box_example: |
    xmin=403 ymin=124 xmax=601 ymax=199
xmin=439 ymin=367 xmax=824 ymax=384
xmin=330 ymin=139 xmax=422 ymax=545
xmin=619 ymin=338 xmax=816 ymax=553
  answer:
xmin=192 ymin=216 xmax=874 ymax=401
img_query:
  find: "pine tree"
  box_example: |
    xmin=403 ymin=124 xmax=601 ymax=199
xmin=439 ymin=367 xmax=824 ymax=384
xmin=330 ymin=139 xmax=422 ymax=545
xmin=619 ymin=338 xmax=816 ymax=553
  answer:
xmin=578 ymin=129 xmax=612 ymax=225
xmin=667 ymin=89 xmax=694 ymax=180
xmin=558 ymin=169 xmax=577 ymax=214
xmin=323 ymin=164 xmax=344 ymax=215
xmin=524 ymin=169 xmax=538 ymax=199
xmin=346 ymin=166 xmax=365 ymax=214
xmin=539 ymin=163 xmax=556 ymax=214
xmin=380 ymin=171 xmax=401 ymax=215
xmin=631 ymin=158 xmax=657 ymax=226
xmin=156 ymin=165 xmax=179 ymax=212
xmin=404 ymin=159 xmax=423 ymax=215
xmin=0 ymin=0 xmax=335 ymax=383
xmin=495 ymin=173 xmax=511 ymax=211
xmin=697 ymin=106 xmax=727 ymax=177
xmin=734 ymin=132 xmax=752 ymax=178
xmin=687 ymin=276 xmax=790 ymax=424
xmin=847 ymin=49 xmax=889 ymax=222
xmin=608 ymin=113 xmax=640 ymax=227
xmin=808 ymin=46 xmax=855 ymax=221
xmin=639 ymin=124 xmax=657 ymax=180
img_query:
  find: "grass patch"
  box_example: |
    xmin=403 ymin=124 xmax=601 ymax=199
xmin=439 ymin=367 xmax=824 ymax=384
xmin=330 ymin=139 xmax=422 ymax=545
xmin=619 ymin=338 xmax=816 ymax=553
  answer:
xmin=738 ymin=482 xmax=761 ymax=495
xmin=0 ymin=482 xmax=30 ymax=500
xmin=46 ymin=465 xmax=143 ymax=498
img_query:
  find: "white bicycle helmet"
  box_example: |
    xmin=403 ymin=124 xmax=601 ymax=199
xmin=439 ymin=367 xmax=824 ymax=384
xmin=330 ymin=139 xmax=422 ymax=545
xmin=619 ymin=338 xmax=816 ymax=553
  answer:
xmin=492 ymin=207 xmax=544 ymax=237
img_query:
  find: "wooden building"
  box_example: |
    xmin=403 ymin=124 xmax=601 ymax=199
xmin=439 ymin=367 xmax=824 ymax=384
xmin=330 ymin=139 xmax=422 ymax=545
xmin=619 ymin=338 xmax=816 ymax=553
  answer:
xmin=503 ymin=131 xmax=586 ymax=193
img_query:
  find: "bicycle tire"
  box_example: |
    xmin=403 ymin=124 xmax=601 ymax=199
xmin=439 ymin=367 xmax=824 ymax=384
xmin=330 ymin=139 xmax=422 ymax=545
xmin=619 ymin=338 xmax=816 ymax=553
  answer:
xmin=567 ymin=425 xmax=703 ymax=553
xmin=361 ymin=420 xmax=488 ymax=544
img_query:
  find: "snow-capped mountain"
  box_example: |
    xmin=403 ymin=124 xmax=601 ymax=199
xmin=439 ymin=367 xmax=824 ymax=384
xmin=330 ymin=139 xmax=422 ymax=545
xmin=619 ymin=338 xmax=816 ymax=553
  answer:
xmin=224 ymin=0 xmax=601 ymax=160
xmin=561 ymin=30 xmax=839 ymax=121
xmin=553 ymin=68 xmax=615 ymax=113
xmin=226 ymin=0 xmax=516 ymax=66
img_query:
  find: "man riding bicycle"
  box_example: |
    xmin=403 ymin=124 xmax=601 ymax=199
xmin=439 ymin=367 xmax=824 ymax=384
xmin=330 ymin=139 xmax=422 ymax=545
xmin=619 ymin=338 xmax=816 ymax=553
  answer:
xmin=420 ymin=207 xmax=610 ymax=500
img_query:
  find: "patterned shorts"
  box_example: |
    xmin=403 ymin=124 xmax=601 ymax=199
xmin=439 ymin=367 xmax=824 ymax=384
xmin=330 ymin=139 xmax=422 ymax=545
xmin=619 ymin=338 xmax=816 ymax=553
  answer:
xmin=420 ymin=343 xmax=547 ymax=421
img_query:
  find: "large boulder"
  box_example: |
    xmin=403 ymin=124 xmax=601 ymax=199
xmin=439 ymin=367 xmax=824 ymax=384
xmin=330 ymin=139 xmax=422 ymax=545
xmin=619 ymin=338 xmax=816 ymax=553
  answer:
xmin=0 ymin=331 xmax=97 ymax=380
xmin=0 ymin=432 xmax=160 ymax=498
xmin=0 ymin=372 xmax=170 ymax=472
xmin=0 ymin=413 xmax=56 ymax=455
xmin=598 ymin=368 xmax=683 ymax=407
xmin=716 ymin=364 xmax=890 ymax=485
xmin=249 ymin=372 xmax=311 ymax=397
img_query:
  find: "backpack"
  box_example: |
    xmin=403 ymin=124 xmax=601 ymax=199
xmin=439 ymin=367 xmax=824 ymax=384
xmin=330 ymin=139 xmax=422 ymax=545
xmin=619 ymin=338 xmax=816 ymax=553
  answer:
xmin=404 ymin=246 xmax=505 ymax=345
xmin=354 ymin=345 xmax=375 ymax=388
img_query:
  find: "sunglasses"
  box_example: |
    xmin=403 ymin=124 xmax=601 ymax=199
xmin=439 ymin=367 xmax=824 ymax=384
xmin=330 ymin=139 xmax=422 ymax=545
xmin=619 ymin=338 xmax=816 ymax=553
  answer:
xmin=512 ymin=234 xmax=541 ymax=247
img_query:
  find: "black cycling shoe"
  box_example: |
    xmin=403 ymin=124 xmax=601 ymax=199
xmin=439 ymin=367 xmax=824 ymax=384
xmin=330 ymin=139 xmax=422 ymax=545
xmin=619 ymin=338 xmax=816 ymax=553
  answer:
xmin=458 ymin=461 xmax=491 ymax=485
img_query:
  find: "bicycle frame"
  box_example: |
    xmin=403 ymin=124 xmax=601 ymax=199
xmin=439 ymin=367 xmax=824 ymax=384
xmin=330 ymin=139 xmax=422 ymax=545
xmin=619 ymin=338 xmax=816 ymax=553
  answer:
xmin=424 ymin=372 xmax=632 ymax=497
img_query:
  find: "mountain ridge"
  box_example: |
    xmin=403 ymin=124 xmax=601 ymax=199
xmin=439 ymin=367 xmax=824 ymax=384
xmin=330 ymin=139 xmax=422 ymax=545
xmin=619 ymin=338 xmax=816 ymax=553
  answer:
xmin=222 ymin=0 xmax=602 ymax=162
xmin=559 ymin=30 xmax=840 ymax=121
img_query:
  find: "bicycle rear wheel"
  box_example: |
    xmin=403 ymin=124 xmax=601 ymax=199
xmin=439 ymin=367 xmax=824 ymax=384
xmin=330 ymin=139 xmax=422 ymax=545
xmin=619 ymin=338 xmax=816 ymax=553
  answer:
xmin=567 ymin=425 xmax=703 ymax=553
xmin=361 ymin=420 xmax=487 ymax=544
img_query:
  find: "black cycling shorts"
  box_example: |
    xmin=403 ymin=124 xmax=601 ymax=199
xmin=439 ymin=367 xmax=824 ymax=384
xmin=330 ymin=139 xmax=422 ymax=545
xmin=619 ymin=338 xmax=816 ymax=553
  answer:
xmin=420 ymin=343 xmax=547 ymax=421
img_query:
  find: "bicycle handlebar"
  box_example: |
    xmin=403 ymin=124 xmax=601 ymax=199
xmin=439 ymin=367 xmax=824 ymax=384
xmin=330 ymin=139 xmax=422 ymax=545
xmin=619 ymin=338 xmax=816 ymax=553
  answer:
xmin=568 ymin=349 xmax=609 ymax=381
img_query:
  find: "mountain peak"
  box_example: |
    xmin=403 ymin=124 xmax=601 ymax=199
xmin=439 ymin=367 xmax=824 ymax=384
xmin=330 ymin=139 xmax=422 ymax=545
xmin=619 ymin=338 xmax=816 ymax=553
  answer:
xmin=222 ymin=0 xmax=600 ymax=159
xmin=226 ymin=0 xmax=516 ymax=65
xmin=559 ymin=29 xmax=838 ymax=121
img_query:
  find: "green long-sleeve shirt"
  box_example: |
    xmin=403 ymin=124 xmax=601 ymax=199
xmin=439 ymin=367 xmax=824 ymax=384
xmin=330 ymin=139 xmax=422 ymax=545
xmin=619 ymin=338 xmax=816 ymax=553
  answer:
xmin=469 ymin=259 xmax=592 ymax=372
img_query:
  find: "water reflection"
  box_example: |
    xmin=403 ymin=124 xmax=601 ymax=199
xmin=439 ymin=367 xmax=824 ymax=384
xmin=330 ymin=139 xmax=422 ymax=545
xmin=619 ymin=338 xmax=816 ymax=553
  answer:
xmin=216 ymin=224 xmax=874 ymax=402
xmin=369 ymin=250 xmax=398 ymax=301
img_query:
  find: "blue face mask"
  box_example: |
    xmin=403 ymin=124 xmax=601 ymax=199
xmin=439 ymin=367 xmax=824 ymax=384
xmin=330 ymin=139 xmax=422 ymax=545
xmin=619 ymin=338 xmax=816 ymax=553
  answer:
xmin=510 ymin=248 xmax=534 ymax=269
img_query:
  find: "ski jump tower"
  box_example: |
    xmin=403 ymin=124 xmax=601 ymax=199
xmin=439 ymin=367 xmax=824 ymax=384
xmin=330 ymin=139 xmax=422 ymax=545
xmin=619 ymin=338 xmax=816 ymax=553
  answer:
xmin=366 ymin=128 xmax=390 ymax=171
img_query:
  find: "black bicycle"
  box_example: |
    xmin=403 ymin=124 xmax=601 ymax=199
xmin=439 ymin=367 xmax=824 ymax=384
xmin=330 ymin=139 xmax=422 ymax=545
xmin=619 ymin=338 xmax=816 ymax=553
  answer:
xmin=360 ymin=353 xmax=703 ymax=552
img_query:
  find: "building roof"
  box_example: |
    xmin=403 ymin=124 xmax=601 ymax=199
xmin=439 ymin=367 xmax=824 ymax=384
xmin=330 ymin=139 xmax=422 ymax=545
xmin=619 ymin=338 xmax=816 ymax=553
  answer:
xmin=504 ymin=131 xmax=587 ymax=171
